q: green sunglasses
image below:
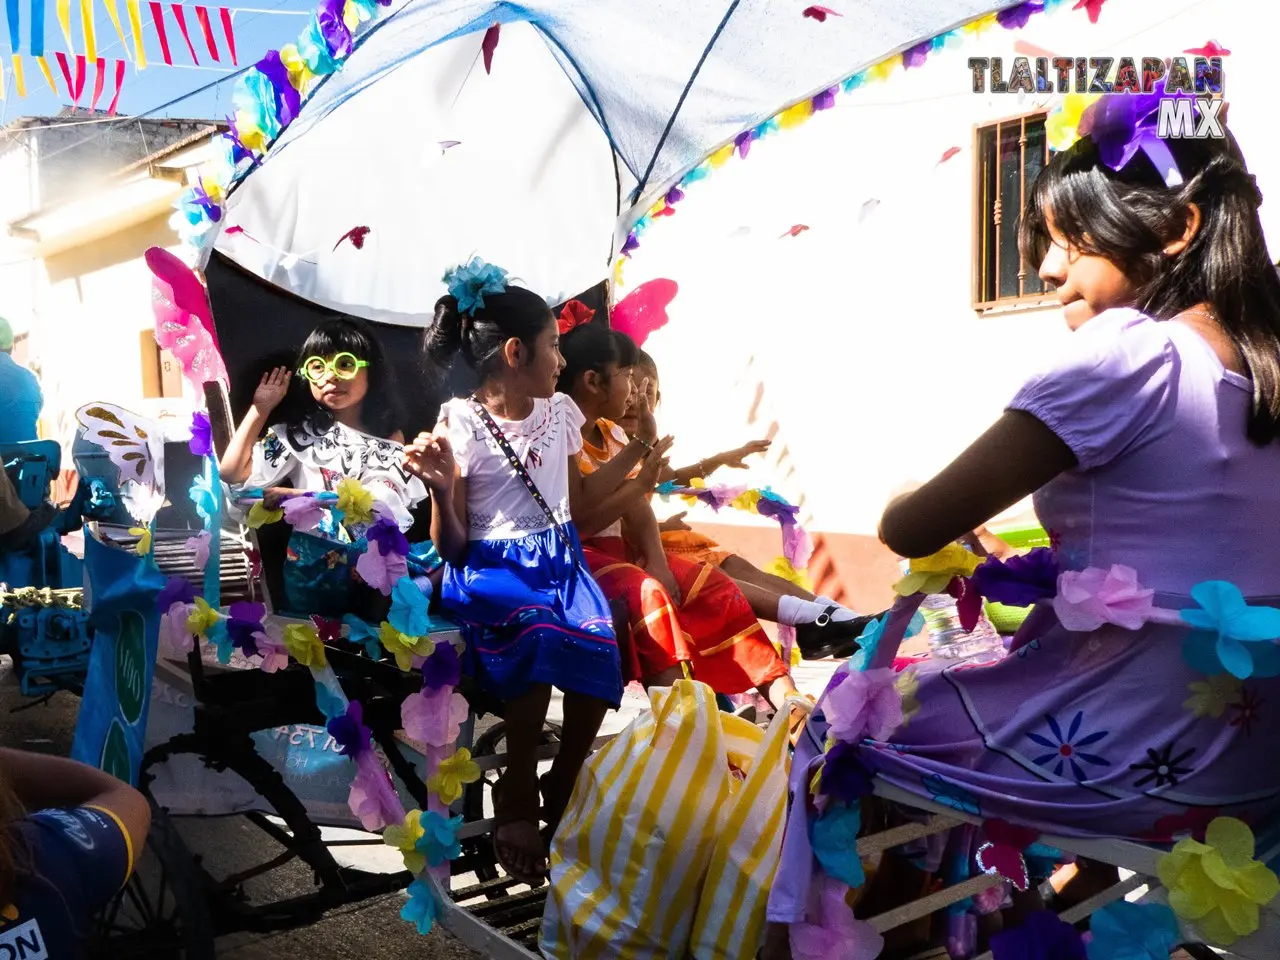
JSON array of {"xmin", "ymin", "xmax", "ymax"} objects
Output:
[{"xmin": 299, "ymin": 352, "xmax": 369, "ymax": 384}]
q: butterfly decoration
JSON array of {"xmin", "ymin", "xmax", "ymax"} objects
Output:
[
  {"xmin": 481, "ymin": 22, "xmax": 500, "ymax": 73},
  {"xmin": 937, "ymin": 146, "xmax": 961, "ymax": 165},
  {"xmin": 780, "ymin": 223, "xmax": 810, "ymax": 238},
  {"xmin": 975, "ymin": 819, "xmax": 1039, "ymax": 891},
  {"xmin": 802, "ymin": 5, "xmax": 840, "ymax": 21},
  {"xmin": 610, "ymin": 278, "xmax": 678, "ymax": 348},
  {"xmin": 76, "ymin": 402, "xmax": 167, "ymax": 524},
  {"xmin": 1071, "ymin": 0, "xmax": 1107, "ymax": 24},
  {"xmin": 1184, "ymin": 40, "xmax": 1231, "ymax": 56},
  {"xmin": 333, "ymin": 226, "xmax": 371, "ymax": 251},
  {"xmin": 145, "ymin": 246, "xmax": 229, "ymax": 390},
  {"xmin": 311, "ymin": 615, "xmax": 344, "ymax": 644}
]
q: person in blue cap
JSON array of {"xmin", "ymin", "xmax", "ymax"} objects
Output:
[{"xmin": 0, "ymin": 317, "xmax": 54, "ymax": 548}]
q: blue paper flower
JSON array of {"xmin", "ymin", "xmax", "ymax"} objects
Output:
[
  {"xmin": 342, "ymin": 614, "xmax": 383, "ymax": 660},
  {"xmin": 990, "ymin": 909, "xmax": 1084, "ymax": 958},
  {"xmin": 189, "ymin": 472, "xmax": 220, "ymax": 528},
  {"xmin": 1180, "ymin": 581, "xmax": 1280, "ymax": 680},
  {"xmin": 207, "ymin": 619, "xmax": 233, "ymax": 665},
  {"xmin": 416, "ymin": 810, "xmax": 463, "ymax": 867},
  {"xmin": 442, "ymin": 257, "xmax": 509, "ymax": 316},
  {"xmin": 400, "ymin": 878, "xmax": 439, "ymax": 935},
  {"xmin": 810, "ymin": 801, "xmax": 865, "ymax": 888},
  {"xmin": 231, "ymin": 68, "xmax": 283, "ymax": 146},
  {"xmin": 390, "ymin": 577, "xmax": 433, "ymax": 637},
  {"xmin": 1085, "ymin": 900, "xmax": 1180, "ymax": 960},
  {"xmin": 655, "ymin": 480, "xmax": 681, "ymax": 498},
  {"xmin": 848, "ymin": 613, "xmax": 887, "ymax": 672},
  {"xmin": 314, "ymin": 681, "xmax": 347, "ymax": 720},
  {"xmin": 298, "ymin": 13, "xmax": 342, "ymax": 75}
]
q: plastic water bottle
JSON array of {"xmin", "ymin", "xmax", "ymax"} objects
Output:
[{"xmin": 919, "ymin": 593, "xmax": 1005, "ymax": 662}]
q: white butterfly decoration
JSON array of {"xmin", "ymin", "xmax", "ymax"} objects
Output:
[{"xmin": 75, "ymin": 402, "xmax": 167, "ymax": 524}]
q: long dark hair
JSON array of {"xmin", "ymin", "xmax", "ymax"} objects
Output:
[
  {"xmin": 1020, "ymin": 120, "xmax": 1280, "ymax": 444},
  {"xmin": 422, "ymin": 286, "xmax": 554, "ymax": 391},
  {"xmin": 276, "ymin": 316, "xmax": 404, "ymax": 439},
  {"xmin": 556, "ymin": 322, "xmax": 620, "ymax": 395}
]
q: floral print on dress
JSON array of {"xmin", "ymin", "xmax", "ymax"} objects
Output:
[
  {"xmin": 923, "ymin": 774, "xmax": 981, "ymax": 816},
  {"xmin": 1130, "ymin": 742, "xmax": 1196, "ymax": 789},
  {"xmin": 1183, "ymin": 674, "xmax": 1244, "ymax": 719},
  {"xmin": 1027, "ymin": 711, "xmax": 1111, "ymax": 780},
  {"xmin": 1230, "ymin": 687, "xmax": 1264, "ymax": 737}
]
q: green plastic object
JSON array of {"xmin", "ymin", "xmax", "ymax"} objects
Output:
[
  {"xmin": 984, "ymin": 600, "xmax": 1032, "ymax": 635},
  {"xmin": 990, "ymin": 524, "xmax": 1051, "ymax": 550}
]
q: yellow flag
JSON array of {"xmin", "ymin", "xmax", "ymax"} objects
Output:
[
  {"xmin": 125, "ymin": 0, "xmax": 146, "ymax": 68},
  {"xmin": 102, "ymin": 0, "xmax": 127, "ymax": 49},
  {"xmin": 36, "ymin": 56, "xmax": 59, "ymax": 94},
  {"xmin": 11, "ymin": 55, "xmax": 25, "ymax": 98},
  {"xmin": 56, "ymin": 0, "xmax": 74, "ymax": 51},
  {"xmin": 80, "ymin": 0, "xmax": 97, "ymax": 62}
]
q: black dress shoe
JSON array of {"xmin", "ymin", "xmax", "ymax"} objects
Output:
[{"xmin": 794, "ymin": 607, "xmax": 876, "ymax": 660}]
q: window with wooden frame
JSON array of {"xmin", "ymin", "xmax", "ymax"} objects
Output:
[
  {"xmin": 973, "ymin": 111, "xmax": 1056, "ymax": 310},
  {"xmin": 140, "ymin": 330, "xmax": 184, "ymax": 399}
]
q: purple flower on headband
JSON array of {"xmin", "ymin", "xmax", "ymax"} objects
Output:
[
  {"xmin": 420, "ymin": 641, "xmax": 462, "ymax": 691},
  {"xmin": 1079, "ymin": 91, "xmax": 1195, "ymax": 186},
  {"xmin": 189, "ymin": 412, "xmax": 213, "ymax": 458},
  {"xmin": 820, "ymin": 740, "xmax": 875, "ymax": 803},
  {"xmin": 328, "ymin": 700, "xmax": 372, "ymax": 758},
  {"xmin": 971, "ymin": 548, "xmax": 1060, "ymax": 609},
  {"xmin": 158, "ymin": 576, "xmax": 198, "ymax": 611},
  {"xmin": 366, "ymin": 516, "xmax": 409, "ymax": 558}
]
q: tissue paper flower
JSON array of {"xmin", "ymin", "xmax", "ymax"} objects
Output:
[
  {"xmin": 972, "ymin": 548, "xmax": 1059, "ymax": 608},
  {"xmin": 893, "ymin": 544, "xmax": 982, "ymax": 596},
  {"xmin": 1180, "ymin": 580, "xmax": 1280, "ymax": 680},
  {"xmin": 1053, "ymin": 565, "xmax": 1154, "ymax": 631},
  {"xmin": 789, "ymin": 875, "xmax": 883, "ymax": 960},
  {"xmin": 356, "ymin": 540, "xmax": 408, "ymax": 595},
  {"xmin": 366, "ymin": 516, "xmax": 409, "ymax": 558},
  {"xmin": 1045, "ymin": 93, "xmax": 1101, "ymax": 152},
  {"xmin": 384, "ymin": 809, "xmax": 427, "ymax": 874},
  {"xmin": 1086, "ymin": 900, "xmax": 1180, "ymax": 960},
  {"xmin": 158, "ymin": 576, "xmax": 198, "ymax": 611},
  {"xmin": 417, "ymin": 810, "xmax": 463, "ymax": 867},
  {"xmin": 281, "ymin": 494, "xmax": 327, "ymax": 532},
  {"xmin": 824, "ymin": 667, "xmax": 903, "ymax": 742},
  {"xmin": 988, "ymin": 909, "xmax": 1084, "ymax": 958},
  {"xmin": 400, "ymin": 878, "xmax": 438, "ymax": 936},
  {"xmin": 420, "ymin": 641, "xmax": 461, "ymax": 690},
  {"xmin": 314, "ymin": 681, "xmax": 347, "ymax": 720},
  {"xmin": 348, "ymin": 751, "xmax": 405, "ymax": 831},
  {"xmin": 389, "ymin": 577, "xmax": 433, "ymax": 637},
  {"xmin": 343, "ymin": 614, "xmax": 383, "ymax": 659},
  {"xmin": 335, "ymin": 477, "xmax": 374, "ymax": 526},
  {"xmin": 227, "ymin": 601, "xmax": 267, "ymax": 657},
  {"xmin": 443, "ymin": 257, "xmax": 509, "ymax": 316},
  {"xmin": 129, "ymin": 527, "xmax": 153, "ymax": 556},
  {"xmin": 1156, "ymin": 816, "xmax": 1280, "ymax": 945},
  {"xmin": 186, "ymin": 530, "xmax": 212, "ymax": 571},
  {"xmin": 188, "ymin": 411, "xmax": 213, "ymax": 457},
  {"xmin": 817, "ymin": 739, "xmax": 875, "ymax": 803},
  {"xmin": 186, "ymin": 596, "xmax": 222, "ymax": 638},
  {"xmin": 255, "ymin": 633, "xmax": 289, "ymax": 673},
  {"xmin": 401, "ymin": 688, "xmax": 468, "ymax": 748},
  {"xmin": 811, "ymin": 801, "xmax": 865, "ymax": 887},
  {"xmin": 379, "ymin": 621, "xmax": 435, "ymax": 672},
  {"xmin": 426, "ymin": 748, "xmax": 481, "ymax": 805},
  {"xmin": 975, "ymin": 819, "xmax": 1040, "ymax": 892},
  {"xmin": 161, "ymin": 601, "xmax": 197, "ymax": 655},
  {"xmin": 283, "ymin": 622, "xmax": 327, "ymax": 668},
  {"xmin": 327, "ymin": 699, "xmax": 372, "ymax": 758},
  {"xmin": 246, "ymin": 501, "xmax": 284, "ymax": 529},
  {"xmin": 190, "ymin": 471, "xmax": 219, "ymax": 527}
]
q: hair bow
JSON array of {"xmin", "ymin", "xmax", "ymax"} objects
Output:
[
  {"xmin": 557, "ymin": 299, "xmax": 595, "ymax": 334},
  {"xmin": 442, "ymin": 257, "xmax": 509, "ymax": 316}
]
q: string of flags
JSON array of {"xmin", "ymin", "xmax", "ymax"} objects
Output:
[{"xmin": 1, "ymin": 0, "xmax": 252, "ymax": 105}]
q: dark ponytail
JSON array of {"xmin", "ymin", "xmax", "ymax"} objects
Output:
[
  {"xmin": 421, "ymin": 286, "xmax": 554, "ymax": 391},
  {"xmin": 1021, "ymin": 122, "xmax": 1280, "ymax": 444}
]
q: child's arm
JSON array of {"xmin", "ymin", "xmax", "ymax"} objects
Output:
[
  {"xmin": 570, "ymin": 448, "xmax": 668, "ymax": 538},
  {"xmin": 879, "ymin": 410, "xmax": 1075, "ymax": 559},
  {"xmin": 665, "ymin": 438, "xmax": 772, "ymax": 485},
  {"xmin": 580, "ymin": 435, "xmax": 672, "ymax": 501},
  {"xmin": 624, "ymin": 498, "xmax": 681, "ymax": 605},
  {"xmin": 219, "ymin": 367, "xmax": 292, "ymax": 484},
  {"xmin": 404, "ymin": 430, "xmax": 469, "ymax": 566}
]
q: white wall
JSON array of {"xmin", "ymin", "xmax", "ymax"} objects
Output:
[{"xmin": 622, "ymin": 0, "xmax": 1279, "ymax": 539}]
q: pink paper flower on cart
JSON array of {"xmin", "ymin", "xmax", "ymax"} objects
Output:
[
  {"xmin": 255, "ymin": 632, "xmax": 289, "ymax": 673},
  {"xmin": 281, "ymin": 494, "xmax": 327, "ymax": 532},
  {"xmin": 1053, "ymin": 565, "xmax": 1154, "ymax": 631},
  {"xmin": 186, "ymin": 530, "xmax": 212, "ymax": 571},
  {"xmin": 789, "ymin": 875, "xmax": 883, "ymax": 960},
  {"xmin": 160, "ymin": 601, "xmax": 197, "ymax": 655},
  {"xmin": 401, "ymin": 688, "xmax": 468, "ymax": 748},
  {"xmin": 356, "ymin": 539, "xmax": 408, "ymax": 595},
  {"xmin": 824, "ymin": 667, "xmax": 903, "ymax": 743}
]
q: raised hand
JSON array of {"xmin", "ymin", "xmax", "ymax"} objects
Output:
[
  {"xmin": 659, "ymin": 511, "xmax": 691, "ymax": 533},
  {"xmin": 719, "ymin": 438, "xmax": 771, "ymax": 470},
  {"xmin": 404, "ymin": 430, "xmax": 457, "ymax": 496},
  {"xmin": 636, "ymin": 450, "xmax": 671, "ymax": 490},
  {"xmin": 252, "ymin": 367, "xmax": 292, "ymax": 414},
  {"xmin": 634, "ymin": 378, "xmax": 659, "ymax": 444}
]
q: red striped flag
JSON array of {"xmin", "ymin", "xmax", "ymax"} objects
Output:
[
  {"xmin": 107, "ymin": 58, "xmax": 124, "ymax": 114},
  {"xmin": 148, "ymin": 1, "xmax": 172, "ymax": 64},
  {"xmin": 170, "ymin": 3, "xmax": 199, "ymax": 64},
  {"xmin": 218, "ymin": 6, "xmax": 235, "ymax": 64},
  {"xmin": 194, "ymin": 5, "xmax": 219, "ymax": 61}
]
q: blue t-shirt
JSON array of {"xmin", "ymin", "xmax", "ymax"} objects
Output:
[
  {"xmin": 2, "ymin": 806, "xmax": 133, "ymax": 958},
  {"xmin": 0, "ymin": 353, "xmax": 41, "ymax": 443}
]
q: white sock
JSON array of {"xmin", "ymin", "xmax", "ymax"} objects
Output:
[
  {"xmin": 777, "ymin": 595, "xmax": 834, "ymax": 625},
  {"xmin": 816, "ymin": 596, "xmax": 860, "ymax": 622}
]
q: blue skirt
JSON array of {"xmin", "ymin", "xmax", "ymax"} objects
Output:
[{"xmin": 441, "ymin": 524, "xmax": 622, "ymax": 708}]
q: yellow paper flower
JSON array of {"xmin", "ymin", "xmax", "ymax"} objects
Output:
[
  {"xmin": 379, "ymin": 622, "xmax": 435, "ymax": 672},
  {"xmin": 427, "ymin": 748, "xmax": 481, "ymax": 805},
  {"xmin": 960, "ymin": 12, "xmax": 998, "ymax": 35},
  {"xmin": 1045, "ymin": 93, "xmax": 1101, "ymax": 153},
  {"xmin": 731, "ymin": 489, "xmax": 762, "ymax": 512},
  {"xmin": 233, "ymin": 110, "xmax": 268, "ymax": 153},
  {"xmin": 283, "ymin": 622, "xmax": 327, "ymax": 668},
  {"xmin": 336, "ymin": 477, "xmax": 375, "ymax": 526},
  {"xmin": 764, "ymin": 556, "xmax": 813, "ymax": 593},
  {"xmin": 1184, "ymin": 674, "xmax": 1244, "ymax": 719},
  {"xmin": 185, "ymin": 597, "xmax": 221, "ymax": 637},
  {"xmin": 612, "ymin": 257, "xmax": 626, "ymax": 289},
  {"xmin": 776, "ymin": 100, "xmax": 813, "ymax": 129},
  {"xmin": 246, "ymin": 502, "xmax": 284, "ymax": 529},
  {"xmin": 128, "ymin": 527, "xmax": 152, "ymax": 556},
  {"xmin": 867, "ymin": 58, "xmax": 898, "ymax": 83},
  {"xmin": 895, "ymin": 668, "xmax": 920, "ymax": 727},
  {"xmin": 279, "ymin": 43, "xmax": 315, "ymax": 94},
  {"xmin": 892, "ymin": 544, "xmax": 982, "ymax": 596},
  {"xmin": 708, "ymin": 144, "xmax": 735, "ymax": 168},
  {"xmin": 1157, "ymin": 817, "xmax": 1280, "ymax": 945},
  {"xmin": 383, "ymin": 809, "xmax": 426, "ymax": 874}
]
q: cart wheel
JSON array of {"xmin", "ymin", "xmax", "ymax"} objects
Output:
[
  {"xmin": 462, "ymin": 720, "xmax": 562, "ymax": 897},
  {"xmin": 92, "ymin": 795, "xmax": 214, "ymax": 959}
]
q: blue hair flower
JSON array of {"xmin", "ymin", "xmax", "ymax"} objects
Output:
[{"xmin": 443, "ymin": 257, "xmax": 509, "ymax": 316}]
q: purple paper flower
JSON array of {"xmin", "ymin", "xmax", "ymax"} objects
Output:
[
  {"xmin": 366, "ymin": 517, "xmax": 409, "ymax": 558},
  {"xmin": 158, "ymin": 576, "xmax": 198, "ymax": 611},
  {"xmin": 819, "ymin": 740, "xmax": 875, "ymax": 803},
  {"xmin": 665, "ymin": 186, "xmax": 685, "ymax": 205},
  {"xmin": 972, "ymin": 548, "xmax": 1059, "ymax": 608},
  {"xmin": 1078, "ymin": 90, "xmax": 1196, "ymax": 185},
  {"xmin": 902, "ymin": 40, "xmax": 932, "ymax": 69},
  {"xmin": 227, "ymin": 601, "xmax": 266, "ymax": 657},
  {"xmin": 756, "ymin": 497, "xmax": 800, "ymax": 525},
  {"xmin": 988, "ymin": 909, "xmax": 1084, "ymax": 959},
  {"xmin": 420, "ymin": 641, "xmax": 461, "ymax": 691},
  {"xmin": 621, "ymin": 233, "xmax": 640, "ymax": 256},
  {"xmin": 254, "ymin": 50, "xmax": 302, "ymax": 128},
  {"xmin": 996, "ymin": 0, "xmax": 1043, "ymax": 30},
  {"xmin": 328, "ymin": 700, "xmax": 372, "ymax": 758},
  {"xmin": 188, "ymin": 412, "xmax": 213, "ymax": 458},
  {"xmin": 316, "ymin": 0, "xmax": 353, "ymax": 59},
  {"xmin": 735, "ymin": 129, "xmax": 755, "ymax": 158},
  {"xmin": 812, "ymin": 87, "xmax": 837, "ymax": 110}
]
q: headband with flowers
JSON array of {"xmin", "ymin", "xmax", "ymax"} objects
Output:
[
  {"xmin": 442, "ymin": 257, "xmax": 509, "ymax": 316},
  {"xmin": 557, "ymin": 299, "xmax": 595, "ymax": 334},
  {"xmin": 1045, "ymin": 91, "xmax": 1216, "ymax": 188}
]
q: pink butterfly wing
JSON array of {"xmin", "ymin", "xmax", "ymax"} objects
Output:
[
  {"xmin": 975, "ymin": 842, "xmax": 1030, "ymax": 891},
  {"xmin": 610, "ymin": 278, "xmax": 678, "ymax": 348}
]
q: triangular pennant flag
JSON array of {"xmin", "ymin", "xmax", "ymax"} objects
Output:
[
  {"xmin": 106, "ymin": 57, "xmax": 124, "ymax": 113},
  {"xmin": 55, "ymin": 0, "xmax": 72, "ymax": 49},
  {"xmin": 148, "ymin": 1, "xmax": 170, "ymax": 64},
  {"xmin": 79, "ymin": 0, "xmax": 94, "ymax": 61},
  {"xmin": 4, "ymin": 0, "xmax": 20, "ymax": 56},
  {"xmin": 73, "ymin": 52, "xmax": 85, "ymax": 100},
  {"xmin": 36, "ymin": 55, "xmax": 58, "ymax": 93},
  {"xmin": 101, "ymin": 0, "xmax": 126, "ymax": 50},
  {"xmin": 218, "ymin": 6, "xmax": 234, "ymax": 64},
  {"xmin": 125, "ymin": 0, "xmax": 144, "ymax": 66},
  {"xmin": 54, "ymin": 49, "xmax": 74, "ymax": 98},
  {"xmin": 31, "ymin": 0, "xmax": 46, "ymax": 56},
  {"xmin": 169, "ymin": 3, "xmax": 197, "ymax": 64},
  {"xmin": 90, "ymin": 55, "xmax": 105, "ymax": 109},
  {"xmin": 193, "ymin": 5, "xmax": 217, "ymax": 60},
  {"xmin": 11, "ymin": 53, "xmax": 25, "ymax": 96}
]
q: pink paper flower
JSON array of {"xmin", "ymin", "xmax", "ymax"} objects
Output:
[
  {"xmin": 790, "ymin": 875, "xmax": 884, "ymax": 960},
  {"xmin": 160, "ymin": 601, "xmax": 196, "ymax": 655},
  {"xmin": 355, "ymin": 540, "xmax": 408, "ymax": 595},
  {"xmin": 348, "ymin": 751, "xmax": 405, "ymax": 831},
  {"xmin": 282, "ymin": 494, "xmax": 327, "ymax": 532},
  {"xmin": 1053, "ymin": 565, "xmax": 1154, "ymax": 631},
  {"xmin": 186, "ymin": 530, "xmax": 212, "ymax": 572},
  {"xmin": 401, "ymin": 689, "xmax": 468, "ymax": 748},
  {"xmin": 255, "ymin": 632, "xmax": 289, "ymax": 673},
  {"xmin": 824, "ymin": 667, "xmax": 903, "ymax": 742}
]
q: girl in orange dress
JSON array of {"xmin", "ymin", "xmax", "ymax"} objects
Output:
[{"xmin": 556, "ymin": 312, "xmax": 798, "ymax": 708}]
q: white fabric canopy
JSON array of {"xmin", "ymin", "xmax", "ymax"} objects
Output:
[{"xmin": 212, "ymin": 0, "xmax": 1021, "ymax": 325}]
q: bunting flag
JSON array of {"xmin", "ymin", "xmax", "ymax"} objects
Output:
[
  {"xmin": 107, "ymin": 56, "xmax": 124, "ymax": 113},
  {"xmin": 102, "ymin": 0, "xmax": 127, "ymax": 50},
  {"xmin": 78, "ymin": 0, "xmax": 93, "ymax": 60},
  {"xmin": 73, "ymin": 51, "xmax": 85, "ymax": 99},
  {"xmin": 55, "ymin": 0, "xmax": 71, "ymax": 49},
  {"xmin": 148, "ymin": 1, "xmax": 170, "ymax": 63},
  {"xmin": 193, "ymin": 4, "xmax": 218, "ymax": 60},
  {"xmin": 126, "ymin": 0, "xmax": 144, "ymax": 67},
  {"xmin": 36, "ymin": 55, "xmax": 57, "ymax": 92},
  {"xmin": 30, "ymin": 0, "xmax": 45, "ymax": 55},
  {"xmin": 11, "ymin": 53, "xmax": 25, "ymax": 96},
  {"xmin": 169, "ymin": 3, "xmax": 198, "ymax": 64},
  {"xmin": 4, "ymin": 0, "xmax": 17, "ymax": 55},
  {"xmin": 218, "ymin": 5, "xmax": 234, "ymax": 64},
  {"xmin": 54, "ymin": 49, "xmax": 74, "ymax": 100},
  {"xmin": 90, "ymin": 54, "xmax": 104, "ymax": 108}
]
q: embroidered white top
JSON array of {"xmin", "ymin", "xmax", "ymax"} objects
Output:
[{"xmin": 438, "ymin": 393, "xmax": 586, "ymax": 541}]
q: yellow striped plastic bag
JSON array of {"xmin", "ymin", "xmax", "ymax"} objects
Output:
[
  {"xmin": 539, "ymin": 679, "xmax": 750, "ymax": 959},
  {"xmin": 689, "ymin": 696, "xmax": 803, "ymax": 959}
]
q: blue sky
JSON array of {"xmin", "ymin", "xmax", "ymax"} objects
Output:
[{"xmin": 1, "ymin": 0, "xmax": 317, "ymax": 122}]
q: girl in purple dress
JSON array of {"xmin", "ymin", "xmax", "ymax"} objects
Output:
[{"xmin": 791, "ymin": 100, "xmax": 1280, "ymax": 953}]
